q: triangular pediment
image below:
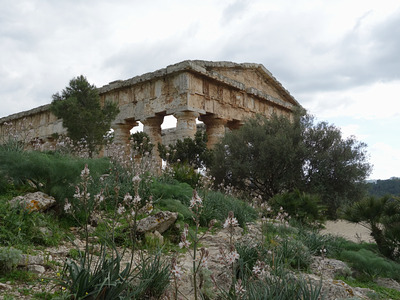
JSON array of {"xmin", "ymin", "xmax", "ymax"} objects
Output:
[{"xmin": 188, "ymin": 60, "xmax": 299, "ymax": 107}]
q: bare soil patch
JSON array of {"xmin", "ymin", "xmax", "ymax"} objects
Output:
[{"xmin": 321, "ymin": 220, "xmax": 374, "ymax": 243}]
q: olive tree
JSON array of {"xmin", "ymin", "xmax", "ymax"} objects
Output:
[{"xmin": 209, "ymin": 111, "xmax": 371, "ymax": 217}]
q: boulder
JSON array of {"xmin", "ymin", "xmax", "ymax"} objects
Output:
[
  {"xmin": 375, "ymin": 277, "xmax": 400, "ymax": 292},
  {"xmin": 0, "ymin": 282, "xmax": 11, "ymax": 290},
  {"xmin": 28, "ymin": 264, "xmax": 46, "ymax": 274},
  {"xmin": 9, "ymin": 192, "xmax": 56, "ymax": 212},
  {"xmin": 136, "ymin": 211, "xmax": 178, "ymax": 234},
  {"xmin": 310, "ymin": 256, "xmax": 352, "ymax": 279},
  {"xmin": 305, "ymin": 274, "xmax": 373, "ymax": 299},
  {"xmin": 19, "ymin": 253, "xmax": 52, "ymax": 266}
]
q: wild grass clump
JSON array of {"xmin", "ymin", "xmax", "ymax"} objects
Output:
[
  {"xmin": 0, "ymin": 199, "xmax": 65, "ymax": 248},
  {"xmin": 244, "ymin": 272, "xmax": 322, "ymax": 300},
  {"xmin": 200, "ymin": 190, "xmax": 257, "ymax": 227},
  {"xmin": 297, "ymin": 227, "xmax": 343, "ymax": 257},
  {"xmin": 156, "ymin": 198, "xmax": 193, "ymax": 221},
  {"xmin": 0, "ymin": 149, "xmax": 111, "ymax": 207},
  {"xmin": 151, "ymin": 179, "xmax": 193, "ymax": 206},
  {"xmin": 340, "ymin": 249, "xmax": 400, "ymax": 281}
]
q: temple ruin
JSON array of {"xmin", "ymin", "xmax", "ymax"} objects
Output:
[{"xmin": 0, "ymin": 60, "xmax": 301, "ymax": 158}]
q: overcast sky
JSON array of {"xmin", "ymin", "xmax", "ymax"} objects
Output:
[{"xmin": 1, "ymin": 0, "xmax": 399, "ymax": 180}]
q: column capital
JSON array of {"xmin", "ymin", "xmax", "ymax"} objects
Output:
[
  {"xmin": 141, "ymin": 115, "xmax": 164, "ymax": 127},
  {"xmin": 199, "ymin": 114, "xmax": 228, "ymax": 126},
  {"xmin": 199, "ymin": 114, "xmax": 228, "ymax": 148},
  {"xmin": 173, "ymin": 110, "xmax": 200, "ymax": 119}
]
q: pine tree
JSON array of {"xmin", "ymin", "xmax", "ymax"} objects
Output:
[{"xmin": 51, "ymin": 75, "xmax": 119, "ymax": 157}]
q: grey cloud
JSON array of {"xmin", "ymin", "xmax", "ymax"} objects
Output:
[
  {"xmin": 217, "ymin": 7, "xmax": 400, "ymax": 100},
  {"xmin": 221, "ymin": 0, "xmax": 250, "ymax": 25}
]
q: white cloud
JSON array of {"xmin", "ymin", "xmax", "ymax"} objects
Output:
[
  {"xmin": 369, "ymin": 142, "xmax": 400, "ymax": 179},
  {"xmin": 303, "ymin": 80, "xmax": 400, "ymax": 120},
  {"xmin": 1, "ymin": 0, "xmax": 400, "ymax": 180}
]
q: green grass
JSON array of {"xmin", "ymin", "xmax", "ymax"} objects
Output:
[
  {"xmin": 339, "ymin": 249, "xmax": 400, "ymax": 280},
  {"xmin": 336, "ymin": 276, "xmax": 400, "ymax": 300},
  {"xmin": 200, "ymin": 190, "xmax": 257, "ymax": 227},
  {"xmin": 0, "ymin": 269, "xmax": 38, "ymax": 284}
]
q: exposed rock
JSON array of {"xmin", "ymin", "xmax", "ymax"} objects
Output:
[
  {"xmin": 0, "ymin": 282, "xmax": 11, "ymax": 290},
  {"xmin": 375, "ymin": 277, "xmax": 400, "ymax": 292},
  {"xmin": 305, "ymin": 274, "xmax": 373, "ymax": 299},
  {"xmin": 39, "ymin": 227, "xmax": 53, "ymax": 237},
  {"xmin": 310, "ymin": 256, "xmax": 352, "ymax": 279},
  {"xmin": 19, "ymin": 254, "xmax": 45, "ymax": 266},
  {"xmin": 9, "ymin": 192, "xmax": 56, "ymax": 212},
  {"xmin": 27, "ymin": 264, "xmax": 46, "ymax": 274},
  {"xmin": 136, "ymin": 211, "xmax": 178, "ymax": 234},
  {"xmin": 145, "ymin": 230, "xmax": 164, "ymax": 245}
]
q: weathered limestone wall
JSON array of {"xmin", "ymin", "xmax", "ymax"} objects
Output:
[
  {"xmin": 0, "ymin": 104, "xmax": 66, "ymax": 149},
  {"xmin": 162, "ymin": 124, "xmax": 206, "ymax": 146},
  {"xmin": 0, "ymin": 60, "xmax": 301, "ymax": 157}
]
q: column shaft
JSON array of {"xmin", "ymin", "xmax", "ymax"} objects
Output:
[
  {"xmin": 199, "ymin": 115, "xmax": 227, "ymax": 148},
  {"xmin": 174, "ymin": 111, "xmax": 199, "ymax": 140},
  {"xmin": 142, "ymin": 115, "xmax": 164, "ymax": 170}
]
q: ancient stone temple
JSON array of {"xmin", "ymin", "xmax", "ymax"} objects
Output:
[{"xmin": 0, "ymin": 60, "xmax": 301, "ymax": 156}]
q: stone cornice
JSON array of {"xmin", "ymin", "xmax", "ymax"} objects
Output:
[
  {"xmin": 0, "ymin": 60, "xmax": 300, "ymax": 124},
  {"xmin": 0, "ymin": 104, "xmax": 51, "ymax": 125},
  {"xmin": 98, "ymin": 60, "xmax": 301, "ymax": 108}
]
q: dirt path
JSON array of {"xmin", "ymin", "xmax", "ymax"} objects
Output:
[{"xmin": 321, "ymin": 220, "xmax": 374, "ymax": 243}]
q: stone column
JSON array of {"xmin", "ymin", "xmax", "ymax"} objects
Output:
[
  {"xmin": 112, "ymin": 123, "xmax": 136, "ymax": 148},
  {"xmin": 199, "ymin": 114, "xmax": 228, "ymax": 148},
  {"xmin": 142, "ymin": 115, "xmax": 164, "ymax": 170},
  {"xmin": 174, "ymin": 111, "xmax": 199, "ymax": 140}
]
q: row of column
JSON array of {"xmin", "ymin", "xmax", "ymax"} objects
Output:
[{"xmin": 112, "ymin": 111, "xmax": 243, "ymax": 165}]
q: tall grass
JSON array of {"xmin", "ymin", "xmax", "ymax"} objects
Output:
[
  {"xmin": 200, "ymin": 190, "xmax": 257, "ymax": 227},
  {"xmin": 0, "ymin": 149, "xmax": 111, "ymax": 206}
]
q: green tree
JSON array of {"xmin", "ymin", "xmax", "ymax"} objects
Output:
[
  {"xmin": 210, "ymin": 113, "xmax": 306, "ymax": 200},
  {"xmin": 301, "ymin": 118, "xmax": 371, "ymax": 216},
  {"xmin": 51, "ymin": 75, "xmax": 119, "ymax": 157},
  {"xmin": 368, "ymin": 178, "xmax": 400, "ymax": 197},
  {"xmin": 210, "ymin": 111, "xmax": 371, "ymax": 217}
]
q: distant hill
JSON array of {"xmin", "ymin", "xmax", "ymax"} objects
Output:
[{"xmin": 367, "ymin": 177, "xmax": 400, "ymax": 197}]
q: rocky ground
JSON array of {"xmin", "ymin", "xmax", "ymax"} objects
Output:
[{"xmin": 1, "ymin": 220, "xmax": 400, "ymax": 299}]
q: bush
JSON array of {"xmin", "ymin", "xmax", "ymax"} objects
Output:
[
  {"xmin": 170, "ymin": 163, "xmax": 201, "ymax": 188},
  {"xmin": 245, "ymin": 277, "xmax": 322, "ymax": 300},
  {"xmin": 209, "ymin": 113, "xmax": 371, "ymax": 218},
  {"xmin": 269, "ymin": 190, "xmax": 326, "ymax": 226},
  {"xmin": 235, "ymin": 243, "xmax": 262, "ymax": 280},
  {"xmin": 158, "ymin": 131, "xmax": 212, "ymax": 169},
  {"xmin": 0, "ymin": 247, "xmax": 22, "ymax": 273},
  {"xmin": 59, "ymin": 243, "xmax": 136, "ymax": 299}
]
